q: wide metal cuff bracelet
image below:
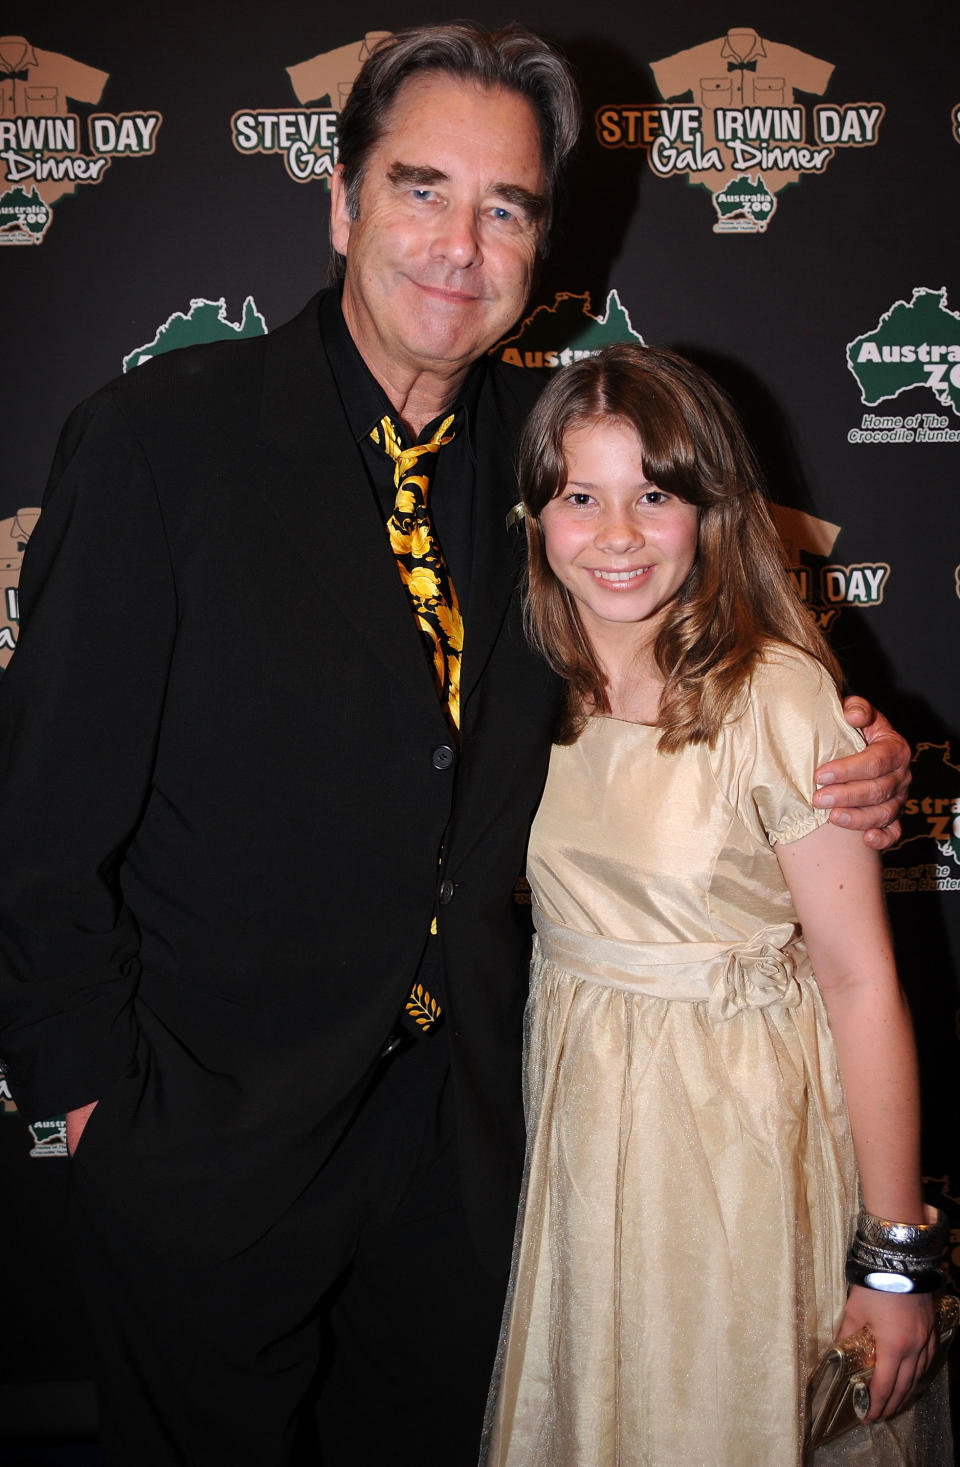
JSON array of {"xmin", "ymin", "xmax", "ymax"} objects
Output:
[
  {"xmin": 850, "ymin": 1235, "xmax": 943, "ymax": 1275},
  {"xmin": 855, "ymin": 1205, "xmax": 947, "ymax": 1255},
  {"xmin": 846, "ymin": 1258, "xmax": 945, "ymax": 1294}
]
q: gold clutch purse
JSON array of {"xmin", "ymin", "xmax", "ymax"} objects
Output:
[{"xmin": 807, "ymin": 1293, "xmax": 959, "ymax": 1450}]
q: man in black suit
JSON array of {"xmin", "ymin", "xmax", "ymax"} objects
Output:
[{"xmin": 0, "ymin": 24, "xmax": 909, "ymax": 1467}]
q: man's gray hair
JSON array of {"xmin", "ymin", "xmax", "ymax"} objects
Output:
[{"xmin": 330, "ymin": 22, "xmax": 580, "ymax": 279}]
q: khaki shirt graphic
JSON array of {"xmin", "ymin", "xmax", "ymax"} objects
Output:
[
  {"xmin": 770, "ymin": 504, "xmax": 840, "ymax": 563},
  {"xmin": 651, "ymin": 29, "xmax": 834, "ymax": 192},
  {"xmin": 0, "ymin": 507, "xmax": 40, "ymax": 670},
  {"xmin": 286, "ymin": 32, "xmax": 392, "ymax": 109},
  {"xmin": 0, "ymin": 35, "xmax": 109, "ymax": 206},
  {"xmin": 0, "ymin": 36, "xmax": 107, "ymax": 117}
]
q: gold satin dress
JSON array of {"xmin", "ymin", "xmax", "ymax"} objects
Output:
[{"xmin": 483, "ymin": 647, "xmax": 951, "ymax": 1467}]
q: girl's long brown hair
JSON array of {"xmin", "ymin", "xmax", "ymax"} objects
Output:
[{"xmin": 519, "ymin": 344, "xmax": 842, "ymax": 749}]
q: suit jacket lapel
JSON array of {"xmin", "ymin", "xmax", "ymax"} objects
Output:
[{"xmin": 254, "ymin": 293, "xmax": 450, "ymax": 722}]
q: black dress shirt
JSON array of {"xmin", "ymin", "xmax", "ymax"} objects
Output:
[
  {"xmin": 319, "ymin": 290, "xmax": 482, "ymax": 609},
  {"xmin": 319, "ymin": 292, "xmax": 488, "ymax": 1026}
]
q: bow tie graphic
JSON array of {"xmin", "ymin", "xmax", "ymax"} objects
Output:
[
  {"xmin": 727, "ymin": 59, "xmax": 758, "ymax": 72},
  {"xmin": 1, "ymin": 68, "xmax": 29, "ymax": 82}
]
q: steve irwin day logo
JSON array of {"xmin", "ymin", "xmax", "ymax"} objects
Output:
[
  {"xmin": 231, "ymin": 31, "xmax": 392, "ymax": 185},
  {"xmin": 597, "ymin": 27, "xmax": 883, "ymax": 233},
  {"xmin": 0, "ymin": 507, "xmax": 40, "ymax": 669},
  {"xmin": 0, "ymin": 34, "xmax": 161, "ymax": 244},
  {"xmin": 770, "ymin": 505, "xmax": 889, "ymax": 633}
]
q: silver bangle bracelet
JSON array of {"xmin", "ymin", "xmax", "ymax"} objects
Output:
[
  {"xmin": 849, "ymin": 1236, "xmax": 942, "ymax": 1275},
  {"xmin": 855, "ymin": 1205, "xmax": 947, "ymax": 1257}
]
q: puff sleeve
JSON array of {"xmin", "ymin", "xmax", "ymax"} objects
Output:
[{"xmin": 716, "ymin": 645, "xmax": 865, "ymax": 850}]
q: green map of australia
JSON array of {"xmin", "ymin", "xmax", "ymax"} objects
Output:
[
  {"xmin": 847, "ymin": 287, "xmax": 960, "ymax": 417},
  {"xmin": 492, "ymin": 289, "xmax": 643, "ymax": 368},
  {"xmin": 714, "ymin": 175, "xmax": 776, "ymax": 228},
  {"xmin": 0, "ymin": 186, "xmax": 52, "ymax": 242},
  {"xmin": 123, "ymin": 296, "xmax": 267, "ymax": 371}
]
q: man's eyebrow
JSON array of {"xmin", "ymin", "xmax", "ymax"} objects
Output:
[
  {"xmin": 387, "ymin": 162, "xmax": 448, "ymax": 188},
  {"xmin": 492, "ymin": 183, "xmax": 547, "ymax": 223}
]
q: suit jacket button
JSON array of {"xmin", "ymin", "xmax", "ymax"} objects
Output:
[
  {"xmin": 432, "ymin": 745, "xmax": 456, "ymax": 771},
  {"xmin": 438, "ymin": 878, "xmax": 456, "ymax": 904}
]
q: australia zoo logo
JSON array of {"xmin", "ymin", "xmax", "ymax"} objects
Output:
[
  {"xmin": 885, "ymin": 743, "xmax": 960, "ymax": 895},
  {"xmin": 596, "ymin": 27, "xmax": 882, "ymax": 234},
  {"xmin": 847, "ymin": 288, "xmax": 960, "ymax": 442},
  {"xmin": 231, "ymin": 31, "xmax": 391, "ymax": 185},
  {"xmin": 0, "ymin": 1061, "xmax": 67, "ymax": 1153},
  {"xmin": 122, "ymin": 296, "xmax": 267, "ymax": 371},
  {"xmin": 0, "ymin": 35, "xmax": 161, "ymax": 245},
  {"xmin": 491, "ymin": 289, "xmax": 643, "ymax": 368}
]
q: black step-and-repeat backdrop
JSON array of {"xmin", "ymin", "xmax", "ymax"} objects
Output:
[{"xmin": 2, "ymin": 0, "xmax": 959, "ymax": 1411}]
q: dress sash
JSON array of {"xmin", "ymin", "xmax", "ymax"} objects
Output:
[{"xmin": 532, "ymin": 907, "xmax": 804, "ymax": 1023}]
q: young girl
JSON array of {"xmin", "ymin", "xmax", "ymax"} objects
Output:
[{"xmin": 482, "ymin": 346, "xmax": 950, "ymax": 1465}]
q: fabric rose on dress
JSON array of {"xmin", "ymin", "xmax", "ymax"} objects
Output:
[{"xmin": 707, "ymin": 937, "xmax": 800, "ymax": 1023}]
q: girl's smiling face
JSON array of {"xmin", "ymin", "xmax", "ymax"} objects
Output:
[{"xmin": 539, "ymin": 416, "xmax": 700, "ymax": 651}]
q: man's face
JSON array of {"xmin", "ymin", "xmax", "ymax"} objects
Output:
[{"xmin": 332, "ymin": 73, "xmax": 548, "ymax": 390}]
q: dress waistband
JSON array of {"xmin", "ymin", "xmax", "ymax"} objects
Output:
[{"xmin": 532, "ymin": 907, "xmax": 804, "ymax": 1022}]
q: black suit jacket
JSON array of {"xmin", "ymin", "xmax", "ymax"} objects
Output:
[{"xmin": 0, "ymin": 292, "xmax": 560, "ymax": 1271}]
